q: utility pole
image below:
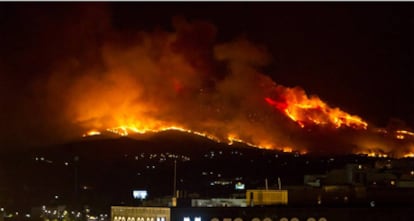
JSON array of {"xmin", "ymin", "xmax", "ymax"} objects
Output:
[
  {"xmin": 173, "ymin": 160, "xmax": 177, "ymax": 196},
  {"xmin": 74, "ymin": 156, "xmax": 79, "ymax": 211},
  {"xmin": 172, "ymin": 160, "xmax": 177, "ymax": 207}
]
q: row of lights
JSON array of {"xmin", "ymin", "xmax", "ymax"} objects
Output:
[
  {"xmin": 132, "ymin": 153, "xmax": 191, "ymax": 162},
  {"xmin": 114, "ymin": 216, "xmax": 166, "ymax": 221},
  {"xmin": 0, "ymin": 210, "xmax": 31, "ymax": 218},
  {"xmin": 40, "ymin": 205, "xmax": 108, "ymax": 220}
]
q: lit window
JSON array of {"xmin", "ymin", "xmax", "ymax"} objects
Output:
[
  {"xmin": 184, "ymin": 217, "xmax": 190, "ymax": 221},
  {"xmin": 195, "ymin": 217, "xmax": 201, "ymax": 221}
]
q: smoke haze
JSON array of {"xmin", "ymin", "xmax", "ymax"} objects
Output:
[{"xmin": 0, "ymin": 4, "xmax": 413, "ymax": 157}]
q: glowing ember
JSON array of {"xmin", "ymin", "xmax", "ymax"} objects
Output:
[
  {"xmin": 404, "ymin": 153, "xmax": 414, "ymax": 158},
  {"xmin": 358, "ymin": 150, "xmax": 389, "ymax": 158},
  {"xmin": 396, "ymin": 130, "xmax": 414, "ymax": 136},
  {"xmin": 82, "ymin": 130, "xmax": 101, "ymax": 137},
  {"xmin": 394, "ymin": 130, "xmax": 414, "ymax": 140},
  {"xmin": 227, "ymin": 134, "xmax": 245, "ymax": 145},
  {"xmin": 372, "ymin": 129, "xmax": 414, "ymax": 141},
  {"xmin": 375, "ymin": 128, "xmax": 388, "ymax": 134},
  {"xmin": 282, "ymin": 147, "xmax": 293, "ymax": 153},
  {"xmin": 226, "ymin": 134, "xmax": 275, "ymax": 150},
  {"xmin": 396, "ymin": 134, "xmax": 405, "ymax": 140}
]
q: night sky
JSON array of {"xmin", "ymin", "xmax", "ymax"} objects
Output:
[
  {"xmin": 0, "ymin": 2, "xmax": 413, "ymax": 147},
  {"xmin": 107, "ymin": 2, "xmax": 414, "ymax": 125}
]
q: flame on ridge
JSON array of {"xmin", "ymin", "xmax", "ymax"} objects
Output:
[
  {"xmin": 102, "ymin": 125, "xmax": 222, "ymax": 143},
  {"xmin": 84, "ymin": 125, "xmax": 299, "ymax": 153},
  {"xmin": 82, "ymin": 130, "xmax": 101, "ymax": 137},
  {"xmin": 264, "ymin": 88, "xmax": 368, "ymax": 130},
  {"xmin": 360, "ymin": 151, "xmax": 414, "ymax": 159}
]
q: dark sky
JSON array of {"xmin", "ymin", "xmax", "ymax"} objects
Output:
[
  {"xmin": 0, "ymin": 2, "xmax": 413, "ymax": 147},
  {"xmin": 110, "ymin": 2, "xmax": 413, "ymax": 126}
]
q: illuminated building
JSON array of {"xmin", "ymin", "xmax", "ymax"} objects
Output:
[
  {"xmin": 111, "ymin": 206, "xmax": 414, "ymax": 221},
  {"xmin": 112, "ymin": 207, "xmax": 170, "ymax": 221},
  {"xmin": 246, "ymin": 190, "xmax": 288, "ymax": 206}
]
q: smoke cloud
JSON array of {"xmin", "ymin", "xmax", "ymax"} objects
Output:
[
  {"xmin": 1, "ymin": 4, "xmax": 413, "ymax": 157},
  {"xmin": 53, "ymin": 16, "xmax": 298, "ymax": 149}
]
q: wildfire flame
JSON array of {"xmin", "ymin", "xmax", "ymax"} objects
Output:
[
  {"xmin": 47, "ymin": 17, "xmax": 412, "ymax": 158},
  {"xmin": 264, "ymin": 88, "xmax": 368, "ymax": 130},
  {"xmin": 404, "ymin": 153, "xmax": 414, "ymax": 158},
  {"xmin": 104, "ymin": 125, "xmax": 222, "ymax": 143},
  {"xmin": 395, "ymin": 130, "xmax": 414, "ymax": 140},
  {"xmin": 359, "ymin": 150, "xmax": 389, "ymax": 158},
  {"xmin": 82, "ymin": 130, "xmax": 101, "ymax": 137}
]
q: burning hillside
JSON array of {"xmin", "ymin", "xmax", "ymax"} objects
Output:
[
  {"xmin": 43, "ymin": 17, "xmax": 413, "ymax": 157},
  {"xmin": 264, "ymin": 89, "xmax": 368, "ymax": 130}
]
